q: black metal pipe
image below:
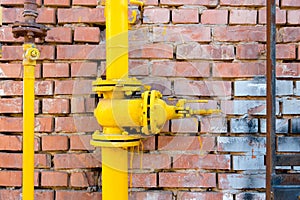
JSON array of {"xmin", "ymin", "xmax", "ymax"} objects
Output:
[{"xmin": 266, "ymin": 0, "xmax": 276, "ymax": 199}]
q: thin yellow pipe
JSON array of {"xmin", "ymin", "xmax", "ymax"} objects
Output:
[
  {"xmin": 22, "ymin": 43, "xmax": 39, "ymax": 200},
  {"xmin": 105, "ymin": 0, "xmax": 129, "ymax": 80}
]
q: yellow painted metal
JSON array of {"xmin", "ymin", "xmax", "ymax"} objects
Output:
[
  {"xmin": 105, "ymin": 0, "xmax": 129, "ymax": 80},
  {"xmin": 22, "ymin": 43, "xmax": 39, "ymax": 200}
]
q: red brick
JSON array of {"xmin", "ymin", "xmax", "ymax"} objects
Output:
[
  {"xmin": 129, "ymin": 60, "xmax": 149, "ymax": 76},
  {"xmin": 277, "ymin": 63, "xmax": 300, "ymax": 77},
  {"xmin": 287, "ymin": 10, "xmax": 300, "ymax": 24},
  {"xmin": 43, "ymin": 63, "xmax": 70, "ymax": 78},
  {"xmin": 214, "ymin": 26, "xmax": 266, "ymax": 42},
  {"xmin": 0, "ymin": 64, "xmax": 22, "ymax": 78},
  {"xmin": 71, "ymin": 97, "xmax": 95, "ymax": 114},
  {"xmin": 153, "ymin": 26, "xmax": 211, "ymax": 42},
  {"xmin": 0, "ymin": 98, "xmax": 22, "ymax": 113},
  {"xmin": 71, "ymin": 62, "xmax": 98, "ymax": 77},
  {"xmin": 131, "ymin": 154, "xmax": 171, "ymax": 169},
  {"xmin": 0, "ymin": 135, "xmax": 22, "ymax": 151},
  {"xmin": 230, "ymin": 10, "xmax": 257, "ymax": 24},
  {"xmin": 174, "ymin": 79, "xmax": 231, "ymax": 96},
  {"xmin": 46, "ymin": 27, "xmax": 72, "ymax": 43},
  {"xmin": 70, "ymin": 171, "xmax": 99, "ymax": 187},
  {"xmin": 0, "ymin": 153, "xmax": 50, "ymax": 169},
  {"xmin": 221, "ymin": 0, "xmax": 266, "ymax": 6},
  {"xmin": 0, "ymin": 190, "xmax": 20, "ymax": 200},
  {"xmin": 53, "ymin": 152, "xmax": 101, "ymax": 169},
  {"xmin": 41, "ymin": 171, "xmax": 68, "ymax": 187},
  {"xmin": 200, "ymin": 117, "xmax": 228, "ymax": 133},
  {"xmin": 143, "ymin": 8, "xmax": 170, "ymax": 24},
  {"xmin": 54, "ymin": 80, "xmax": 93, "ymax": 95},
  {"xmin": 44, "ymin": 0, "xmax": 70, "ymax": 7},
  {"xmin": 171, "ymin": 118, "xmax": 198, "ymax": 133},
  {"xmin": 129, "ymin": 191, "xmax": 173, "ymax": 200},
  {"xmin": 55, "ymin": 116, "xmax": 100, "ymax": 133},
  {"xmin": 0, "ymin": 171, "xmax": 21, "ymax": 186},
  {"xmin": 70, "ymin": 134, "xmax": 95, "ymax": 151},
  {"xmin": 236, "ymin": 43, "xmax": 265, "ymax": 59},
  {"xmin": 143, "ymin": 0, "xmax": 159, "ymax": 5},
  {"xmin": 177, "ymin": 192, "xmax": 226, "ymax": 200},
  {"xmin": 0, "ymin": 117, "xmax": 22, "ymax": 132},
  {"xmin": 37, "ymin": 8, "xmax": 56, "ymax": 24},
  {"xmin": 2, "ymin": 8, "xmax": 23, "ymax": 24},
  {"xmin": 130, "ymin": 43, "xmax": 173, "ymax": 59},
  {"xmin": 1, "ymin": 45, "xmax": 54, "ymax": 61},
  {"xmin": 276, "ymin": 44, "xmax": 296, "ymax": 59},
  {"xmin": 57, "ymin": 45, "xmax": 105, "ymax": 60},
  {"xmin": 152, "ymin": 61, "xmax": 210, "ymax": 77},
  {"xmin": 0, "ymin": 0, "xmax": 29, "ymax": 5},
  {"xmin": 58, "ymin": 8, "xmax": 105, "ymax": 24},
  {"xmin": 35, "ymin": 190, "xmax": 55, "ymax": 200},
  {"xmin": 159, "ymin": 172, "xmax": 216, "ymax": 187},
  {"xmin": 259, "ymin": 8, "xmax": 286, "ymax": 24},
  {"xmin": 35, "ymin": 81, "xmax": 54, "ymax": 96},
  {"xmin": 0, "ymin": 27, "xmax": 23, "ymax": 43},
  {"xmin": 142, "ymin": 77, "xmax": 172, "ymax": 95},
  {"xmin": 160, "ymin": 0, "xmax": 218, "ymax": 6},
  {"xmin": 42, "ymin": 135, "xmax": 69, "ymax": 151},
  {"xmin": 177, "ymin": 43, "xmax": 234, "ymax": 60},
  {"xmin": 279, "ymin": 27, "xmax": 300, "ymax": 42},
  {"xmin": 282, "ymin": 0, "xmax": 300, "ymax": 7},
  {"xmin": 42, "ymin": 98, "xmax": 70, "ymax": 114},
  {"xmin": 173, "ymin": 154, "xmax": 231, "ymax": 169},
  {"xmin": 172, "ymin": 8, "xmax": 199, "ymax": 24},
  {"xmin": 73, "ymin": 0, "xmax": 98, "ymax": 6},
  {"xmin": 158, "ymin": 136, "xmax": 216, "ymax": 151},
  {"xmin": 0, "ymin": 189, "xmax": 53, "ymax": 200},
  {"xmin": 35, "ymin": 117, "xmax": 54, "ymax": 133},
  {"xmin": 212, "ymin": 62, "xmax": 266, "ymax": 78},
  {"xmin": 74, "ymin": 27, "xmax": 100, "ymax": 43},
  {"xmin": 201, "ymin": 10, "xmax": 228, "ymax": 24},
  {"xmin": 131, "ymin": 173, "xmax": 157, "ymax": 188},
  {"xmin": 140, "ymin": 136, "xmax": 155, "ymax": 151},
  {"xmin": 56, "ymin": 191, "xmax": 101, "ymax": 200}
]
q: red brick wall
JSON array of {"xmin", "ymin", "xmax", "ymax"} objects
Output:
[{"xmin": 0, "ymin": 0, "xmax": 300, "ymax": 199}]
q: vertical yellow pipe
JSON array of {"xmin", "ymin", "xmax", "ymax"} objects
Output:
[
  {"xmin": 22, "ymin": 43, "xmax": 39, "ymax": 200},
  {"xmin": 102, "ymin": 147, "xmax": 128, "ymax": 200},
  {"xmin": 105, "ymin": 0, "xmax": 129, "ymax": 80}
]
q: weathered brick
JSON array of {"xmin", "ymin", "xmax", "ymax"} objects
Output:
[
  {"xmin": 70, "ymin": 134, "xmax": 95, "ymax": 151},
  {"xmin": 71, "ymin": 62, "xmax": 97, "ymax": 77},
  {"xmin": 70, "ymin": 171, "xmax": 99, "ymax": 187},
  {"xmin": 129, "ymin": 191, "xmax": 173, "ymax": 200},
  {"xmin": 220, "ymin": 0, "xmax": 266, "ymax": 6},
  {"xmin": 55, "ymin": 116, "xmax": 100, "ymax": 133},
  {"xmin": 44, "ymin": 0, "xmax": 70, "ymax": 7},
  {"xmin": 43, "ymin": 63, "xmax": 70, "ymax": 78},
  {"xmin": 282, "ymin": 0, "xmax": 300, "ymax": 7},
  {"xmin": 0, "ymin": 64, "xmax": 23, "ymax": 78},
  {"xmin": 230, "ymin": 10, "xmax": 257, "ymax": 25},
  {"xmin": 158, "ymin": 136, "xmax": 216, "ymax": 151},
  {"xmin": 218, "ymin": 136, "xmax": 266, "ymax": 154},
  {"xmin": 278, "ymin": 137, "xmax": 300, "ymax": 152},
  {"xmin": 58, "ymin": 8, "xmax": 105, "ymax": 24},
  {"xmin": 288, "ymin": 10, "xmax": 300, "ymax": 24},
  {"xmin": 142, "ymin": 77, "xmax": 172, "ymax": 95},
  {"xmin": 282, "ymin": 100, "xmax": 300, "ymax": 114},
  {"xmin": 218, "ymin": 174, "xmax": 265, "ymax": 189},
  {"xmin": 36, "ymin": 8, "xmax": 56, "ymax": 24},
  {"xmin": 0, "ymin": 98, "xmax": 22, "ymax": 113},
  {"xmin": 277, "ymin": 63, "xmax": 300, "ymax": 77},
  {"xmin": 0, "ymin": 190, "xmax": 54, "ymax": 200},
  {"xmin": 0, "ymin": 117, "xmax": 22, "ymax": 132},
  {"xmin": 279, "ymin": 27, "xmax": 300, "ymax": 43},
  {"xmin": 0, "ymin": 135, "xmax": 22, "ymax": 151},
  {"xmin": 236, "ymin": 43, "xmax": 265, "ymax": 60},
  {"xmin": 131, "ymin": 173, "xmax": 157, "ymax": 188},
  {"xmin": 129, "ymin": 60, "xmax": 149, "ymax": 76},
  {"xmin": 159, "ymin": 172, "xmax": 216, "ymax": 188},
  {"xmin": 57, "ymin": 45, "xmax": 105, "ymax": 60},
  {"xmin": 172, "ymin": 8, "xmax": 199, "ymax": 24},
  {"xmin": 171, "ymin": 118, "xmax": 198, "ymax": 133},
  {"xmin": 177, "ymin": 192, "xmax": 233, "ymax": 200},
  {"xmin": 130, "ymin": 43, "xmax": 173, "ymax": 59},
  {"xmin": 0, "ymin": 27, "xmax": 23, "ymax": 43},
  {"xmin": 177, "ymin": 43, "xmax": 234, "ymax": 60},
  {"xmin": 54, "ymin": 80, "xmax": 93, "ymax": 95},
  {"xmin": 201, "ymin": 10, "xmax": 228, "ymax": 24},
  {"xmin": 153, "ymin": 26, "xmax": 211, "ymax": 42},
  {"xmin": 234, "ymin": 80, "xmax": 293, "ymax": 96},
  {"xmin": 71, "ymin": 97, "xmax": 95, "ymax": 114},
  {"xmin": 131, "ymin": 154, "xmax": 171, "ymax": 169},
  {"xmin": 200, "ymin": 117, "xmax": 227, "ymax": 133},
  {"xmin": 294, "ymin": 81, "xmax": 300, "ymax": 95},
  {"xmin": 74, "ymin": 27, "xmax": 100, "ymax": 43},
  {"xmin": 42, "ymin": 98, "xmax": 70, "ymax": 114},
  {"xmin": 292, "ymin": 118, "xmax": 300, "ymax": 133},
  {"xmin": 143, "ymin": 8, "xmax": 170, "ymax": 24},
  {"xmin": 259, "ymin": 8, "xmax": 286, "ymax": 24},
  {"xmin": 55, "ymin": 190, "xmax": 101, "ymax": 200},
  {"xmin": 2, "ymin": 8, "xmax": 23, "ymax": 24},
  {"xmin": 53, "ymin": 152, "xmax": 101, "ymax": 169},
  {"xmin": 0, "ymin": 171, "xmax": 38, "ymax": 187},
  {"xmin": 173, "ymin": 154, "xmax": 231, "ymax": 169},
  {"xmin": 261, "ymin": 119, "xmax": 289, "ymax": 133},
  {"xmin": 233, "ymin": 156, "xmax": 265, "ymax": 170},
  {"xmin": 236, "ymin": 193, "xmax": 265, "ymax": 200},
  {"xmin": 213, "ymin": 62, "xmax": 265, "ymax": 78},
  {"xmin": 160, "ymin": 0, "xmax": 218, "ymax": 6},
  {"xmin": 276, "ymin": 44, "xmax": 296, "ymax": 59},
  {"xmin": 72, "ymin": 0, "xmax": 98, "ymax": 6},
  {"xmin": 35, "ymin": 117, "xmax": 54, "ymax": 133},
  {"xmin": 41, "ymin": 171, "xmax": 68, "ymax": 187},
  {"xmin": 230, "ymin": 118, "xmax": 258, "ymax": 133},
  {"xmin": 213, "ymin": 26, "xmax": 266, "ymax": 42},
  {"xmin": 174, "ymin": 79, "xmax": 231, "ymax": 97},
  {"xmin": 0, "ymin": 153, "xmax": 50, "ymax": 169},
  {"xmin": 46, "ymin": 27, "xmax": 72, "ymax": 43},
  {"xmin": 42, "ymin": 135, "xmax": 69, "ymax": 151}
]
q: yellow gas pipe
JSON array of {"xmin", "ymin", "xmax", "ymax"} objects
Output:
[{"xmin": 91, "ymin": 1, "xmax": 220, "ymax": 200}]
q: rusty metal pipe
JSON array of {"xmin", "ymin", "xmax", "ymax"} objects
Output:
[{"xmin": 266, "ymin": 0, "xmax": 276, "ymax": 199}]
